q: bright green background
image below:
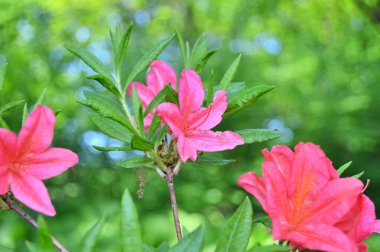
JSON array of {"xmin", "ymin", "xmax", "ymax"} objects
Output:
[{"xmin": 1, "ymin": 0, "xmax": 380, "ymax": 251}]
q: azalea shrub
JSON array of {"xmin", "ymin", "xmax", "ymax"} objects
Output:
[{"xmin": 0, "ymin": 23, "xmax": 379, "ymax": 252}]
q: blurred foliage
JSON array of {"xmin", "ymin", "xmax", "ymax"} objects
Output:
[{"xmin": 0, "ymin": 0, "xmax": 380, "ymax": 251}]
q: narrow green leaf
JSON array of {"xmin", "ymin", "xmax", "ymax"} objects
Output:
[
  {"xmin": 156, "ymin": 241, "xmax": 169, "ymax": 252},
  {"xmin": 185, "ymin": 41, "xmax": 191, "ymax": 68},
  {"xmin": 246, "ymin": 245, "xmax": 290, "ymax": 252},
  {"xmin": 131, "ymin": 135, "xmax": 154, "ymax": 151},
  {"xmin": 109, "ymin": 29, "xmax": 118, "ymax": 65},
  {"xmin": 34, "ymin": 88, "xmax": 46, "ymax": 107},
  {"xmin": 81, "ymin": 216, "xmax": 105, "ymax": 252},
  {"xmin": 170, "ymin": 226, "xmax": 205, "ymax": 252},
  {"xmin": 132, "ymin": 87, "xmax": 144, "ymax": 134},
  {"xmin": 0, "ymin": 100, "xmax": 25, "ymax": 116},
  {"xmin": 253, "ymin": 216, "xmax": 272, "ymax": 227},
  {"xmin": 175, "ymin": 27, "xmax": 186, "ymax": 68},
  {"xmin": 148, "ymin": 113, "xmax": 161, "ymax": 139},
  {"xmin": 90, "ymin": 115, "xmax": 133, "ymax": 143},
  {"xmin": 352, "ymin": 171, "xmax": 364, "ymax": 179},
  {"xmin": 205, "ymin": 69, "xmax": 214, "ymax": 105},
  {"xmin": 93, "ymin": 145, "xmax": 132, "ymax": 152},
  {"xmin": 337, "ymin": 161, "xmax": 352, "ymax": 176},
  {"xmin": 143, "ymin": 84, "xmax": 178, "ymax": 117},
  {"xmin": 37, "ymin": 216, "xmax": 54, "ymax": 251},
  {"xmin": 0, "ymin": 116, "xmax": 9, "ymax": 129},
  {"xmin": 215, "ymin": 197, "xmax": 253, "ymax": 252},
  {"xmin": 144, "ymin": 244, "xmax": 156, "ymax": 252},
  {"xmin": 117, "ymin": 23, "xmax": 134, "ymax": 70},
  {"xmin": 190, "ymin": 34, "xmax": 207, "ymax": 68},
  {"xmin": 121, "ymin": 189, "xmax": 143, "ymax": 252},
  {"xmin": 0, "ymin": 243, "xmax": 13, "ymax": 251},
  {"xmin": 65, "ymin": 44, "xmax": 114, "ymax": 81},
  {"xmin": 87, "ymin": 74, "xmax": 121, "ymax": 97},
  {"xmin": 22, "ymin": 103, "xmax": 28, "ymax": 125},
  {"xmin": 187, "ymin": 156, "xmax": 235, "ymax": 168},
  {"xmin": 219, "ymin": 54, "xmax": 242, "ymax": 91},
  {"xmin": 118, "ymin": 156, "xmax": 153, "ymax": 169},
  {"xmin": 25, "ymin": 241, "xmax": 37, "ymax": 252},
  {"xmin": 124, "ymin": 34, "xmax": 175, "ymax": 89},
  {"xmin": 195, "ymin": 49, "xmax": 218, "ymax": 72},
  {"xmin": 0, "ymin": 58, "xmax": 7, "ymax": 91},
  {"xmin": 225, "ymin": 85, "xmax": 275, "ymax": 117},
  {"xmin": 153, "ymin": 125, "xmax": 168, "ymax": 149},
  {"xmin": 236, "ymin": 129, "xmax": 282, "ymax": 144}
]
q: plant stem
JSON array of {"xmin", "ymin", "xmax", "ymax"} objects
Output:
[
  {"xmin": 3, "ymin": 196, "xmax": 69, "ymax": 252},
  {"xmin": 166, "ymin": 168, "xmax": 182, "ymax": 241}
]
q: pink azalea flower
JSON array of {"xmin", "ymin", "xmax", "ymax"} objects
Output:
[
  {"xmin": 238, "ymin": 142, "xmax": 379, "ymax": 252},
  {"xmin": 157, "ymin": 69, "xmax": 244, "ymax": 162},
  {"xmin": 127, "ymin": 60, "xmax": 177, "ymax": 131},
  {"xmin": 0, "ymin": 105, "xmax": 79, "ymax": 216}
]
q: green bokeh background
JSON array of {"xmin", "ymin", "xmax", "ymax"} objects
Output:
[{"xmin": 1, "ymin": 0, "xmax": 380, "ymax": 251}]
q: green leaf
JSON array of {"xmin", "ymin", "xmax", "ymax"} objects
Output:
[
  {"xmin": 337, "ymin": 161, "xmax": 352, "ymax": 176},
  {"xmin": 143, "ymin": 84, "xmax": 178, "ymax": 117},
  {"xmin": 118, "ymin": 156, "xmax": 153, "ymax": 169},
  {"xmin": 175, "ymin": 27, "xmax": 186, "ymax": 68},
  {"xmin": 132, "ymin": 87, "xmax": 144, "ymax": 134},
  {"xmin": 148, "ymin": 113, "xmax": 161, "ymax": 139},
  {"xmin": 190, "ymin": 35, "xmax": 207, "ymax": 67},
  {"xmin": 352, "ymin": 171, "xmax": 364, "ymax": 179},
  {"xmin": 121, "ymin": 189, "xmax": 143, "ymax": 252},
  {"xmin": 0, "ymin": 100, "xmax": 25, "ymax": 116},
  {"xmin": 81, "ymin": 216, "xmax": 105, "ymax": 252},
  {"xmin": 225, "ymin": 85, "xmax": 274, "ymax": 116},
  {"xmin": 34, "ymin": 88, "xmax": 46, "ymax": 107},
  {"xmin": 253, "ymin": 216, "xmax": 272, "ymax": 227},
  {"xmin": 0, "ymin": 243, "xmax": 13, "ymax": 251},
  {"xmin": 124, "ymin": 34, "xmax": 175, "ymax": 89},
  {"xmin": 87, "ymin": 74, "xmax": 121, "ymax": 97},
  {"xmin": 93, "ymin": 145, "xmax": 132, "ymax": 152},
  {"xmin": 131, "ymin": 135, "xmax": 154, "ymax": 151},
  {"xmin": 205, "ymin": 69, "xmax": 214, "ymax": 105},
  {"xmin": 117, "ymin": 23, "xmax": 134, "ymax": 70},
  {"xmin": 0, "ymin": 58, "xmax": 7, "ymax": 91},
  {"xmin": 195, "ymin": 49, "xmax": 218, "ymax": 72},
  {"xmin": 144, "ymin": 244, "xmax": 156, "ymax": 252},
  {"xmin": 65, "ymin": 44, "xmax": 114, "ymax": 81},
  {"xmin": 219, "ymin": 54, "xmax": 242, "ymax": 91},
  {"xmin": 0, "ymin": 116, "xmax": 9, "ymax": 129},
  {"xmin": 246, "ymin": 245, "xmax": 290, "ymax": 252},
  {"xmin": 170, "ymin": 226, "xmax": 205, "ymax": 252},
  {"xmin": 37, "ymin": 216, "xmax": 54, "ymax": 251},
  {"xmin": 22, "ymin": 103, "xmax": 28, "ymax": 125},
  {"xmin": 90, "ymin": 115, "xmax": 133, "ymax": 143},
  {"xmin": 215, "ymin": 197, "xmax": 253, "ymax": 252},
  {"xmin": 153, "ymin": 125, "xmax": 168, "ymax": 149},
  {"xmin": 187, "ymin": 156, "xmax": 235, "ymax": 168},
  {"xmin": 156, "ymin": 241, "xmax": 169, "ymax": 252},
  {"xmin": 109, "ymin": 29, "xmax": 118, "ymax": 65},
  {"xmin": 236, "ymin": 129, "xmax": 282, "ymax": 144}
]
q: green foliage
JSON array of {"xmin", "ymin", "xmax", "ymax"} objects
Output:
[
  {"xmin": 36, "ymin": 216, "xmax": 54, "ymax": 252},
  {"xmin": 246, "ymin": 245, "xmax": 290, "ymax": 252},
  {"xmin": 90, "ymin": 115, "xmax": 133, "ymax": 143},
  {"xmin": 87, "ymin": 74, "xmax": 121, "ymax": 97},
  {"xmin": 215, "ymin": 197, "xmax": 253, "ymax": 252},
  {"xmin": 169, "ymin": 226, "xmax": 205, "ymax": 252},
  {"xmin": 236, "ymin": 129, "xmax": 283, "ymax": 144},
  {"xmin": 0, "ymin": 58, "xmax": 6, "ymax": 91},
  {"xmin": 131, "ymin": 87, "xmax": 144, "ymax": 134},
  {"xmin": 0, "ymin": 100, "xmax": 25, "ymax": 116},
  {"xmin": 337, "ymin": 161, "xmax": 353, "ymax": 176},
  {"xmin": 131, "ymin": 135, "xmax": 154, "ymax": 151},
  {"xmin": 117, "ymin": 156, "xmax": 153, "ymax": 169},
  {"xmin": 93, "ymin": 145, "xmax": 132, "ymax": 152},
  {"xmin": 121, "ymin": 189, "xmax": 143, "ymax": 252},
  {"xmin": 116, "ymin": 23, "xmax": 134, "ymax": 74},
  {"xmin": 81, "ymin": 216, "xmax": 105, "ymax": 252},
  {"xmin": 186, "ymin": 156, "xmax": 235, "ymax": 168},
  {"xmin": 143, "ymin": 85, "xmax": 178, "ymax": 117},
  {"xmin": 219, "ymin": 54, "xmax": 242, "ymax": 91}
]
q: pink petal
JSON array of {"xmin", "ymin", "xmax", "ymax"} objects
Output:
[
  {"xmin": 157, "ymin": 102, "xmax": 183, "ymax": 136},
  {"xmin": 179, "ymin": 70, "xmax": 204, "ymax": 116},
  {"xmin": 286, "ymin": 224, "xmax": 357, "ymax": 252},
  {"xmin": 177, "ymin": 133, "xmax": 197, "ymax": 162},
  {"xmin": 9, "ymin": 173, "xmax": 55, "ymax": 216},
  {"xmin": 127, "ymin": 82, "xmax": 156, "ymax": 108},
  {"xmin": 185, "ymin": 130, "xmax": 244, "ymax": 152},
  {"xmin": 0, "ymin": 170, "xmax": 9, "ymax": 195},
  {"xmin": 147, "ymin": 60, "xmax": 177, "ymax": 92},
  {"xmin": 306, "ymin": 178, "xmax": 362, "ymax": 225},
  {"xmin": 188, "ymin": 91, "xmax": 228, "ymax": 131},
  {"xmin": 374, "ymin": 220, "xmax": 380, "ymax": 233},
  {"xmin": 0, "ymin": 128, "xmax": 18, "ymax": 164},
  {"xmin": 17, "ymin": 105, "xmax": 55, "ymax": 155},
  {"xmin": 22, "ymin": 148, "xmax": 78, "ymax": 180},
  {"xmin": 237, "ymin": 172, "xmax": 267, "ymax": 211}
]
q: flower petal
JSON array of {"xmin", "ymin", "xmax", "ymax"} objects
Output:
[
  {"xmin": 147, "ymin": 60, "xmax": 177, "ymax": 92},
  {"xmin": 9, "ymin": 173, "xmax": 55, "ymax": 216},
  {"xmin": 157, "ymin": 102, "xmax": 183, "ymax": 136},
  {"xmin": 177, "ymin": 133, "xmax": 197, "ymax": 162},
  {"xmin": 286, "ymin": 224, "xmax": 357, "ymax": 252},
  {"xmin": 127, "ymin": 82, "xmax": 156, "ymax": 108},
  {"xmin": 17, "ymin": 105, "xmax": 55, "ymax": 154},
  {"xmin": 0, "ymin": 170, "xmax": 9, "ymax": 195},
  {"xmin": 0, "ymin": 128, "xmax": 18, "ymax": 164},
  {"xmin": 188, "ymin": 91, "xmax": 228, "ymax": 131},
  {"xmin": 237, "ymin": 172, "xmax": 267, "ymax": 211},
  {"xmin": 179, "ymin": 70, "xmax": 204, "ymax": 115},
  {"xmin": 186, "ymin": 130, "xmax": 244, "ymax": 152},
  {"xmin": 21, "ymin": 147, "xmax": 78, "ymax": 180}
]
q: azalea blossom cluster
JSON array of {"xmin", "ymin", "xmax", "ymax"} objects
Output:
[
  {"xmin": 128, "ymin": 60, "xmax": 244, "ymax": 162},
  {"xmin": 238, "ymin": 142, "xmax": 380, "ymax": 252}
]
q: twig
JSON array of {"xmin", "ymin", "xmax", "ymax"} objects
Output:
[
  {"xmin": 3, "ymin": 196, "xmax": 69, "ymax": 252},
  {"xmin": 166, "ymin": 169, "xmax": 182, "ymax": 241}
]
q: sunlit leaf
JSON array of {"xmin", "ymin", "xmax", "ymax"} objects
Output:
[
  {"xmin": 175, "ymin": 27, "xmax": 186, "ymax": 68},
  {"xmin": 236, "ymin": 129, "xmax": 282, "ymax": 144},
  {"xmin": 87, "ymin": 74, "xmax": 121, "ymax": 97},
  {"xmin": 37, "ymin": 216, "xmax": 54, "ymax": 252},
  {"xmin": 246, "ymin": 245, "xmax": 290, "ymax": 252},
  {"xmin": 90, "ymin": 115, "xmax": 133, "ymax": 143},
  {"xmin": 81, "ymin": 215, "xmax": 105, "ymax": 252},
  {"xmin": 352, "ymin": 171, "xmax": 364, "ymax": 179},
  {"xmin": 144, "ymin": 84, "xmax": 178, "ymax": 117},
  {"xmin": 34, "ymin": 88, "xmax": 46, "ymax": 107},
  {"xmin": 117, "ymin": 22, "xmax": 134, "ymax": 71},
  {"xmin": 121, "ymin": 189, "xmax": 143, "ymax": 252},
  {"xmin": 187, "ymin": 156, "xmax": 235, "ymax": 168},
  {"xmin": 219, "ymin": 54, "xmax": 241, "ymax": 91},
  {"xmin": 337, "ymin": 161, "xmax": 352, "ymax": 176},
  {"xmin": 215, "ymin": 197, "xmax": 253, "ymax": 252},
  {"xmin": 148, "ymin": 113, "xmax": 161, "ymax": 139},
  {"xmin": 0, "ymin": 58, "xmax": 7, "ymax": 91},
  {"xmin": 0, "ymin": 100, "xmax": 25, "ymax": 116},
  {"xmin": 195, "ymin": 49, "xmax": 218, "ymax": 72},
  {"xmin": 22, "ymin": 103, "xmax": 28, "ymax": 125},
  {"xmin": 118, "ymin": 156, "xmax": 153, "ymax": 169},
  {"xmin": 132, "ymin": 87, "xmax": 144, "ymax": 134},
  {"xmin": 170, "ymin": 226, "xmax": 205, "ymax": 252},
  {"xmin": 93, "ymin": 145, "xmax": 132, "ymax": 152},
  {"xmin": 131, "ymin": 135, "xmax": 154, "ymax": 151}
]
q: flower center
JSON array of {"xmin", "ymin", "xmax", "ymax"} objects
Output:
[{"xmin": 10, "ymin": 163, "xmax": 27, "ymax": 173}]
